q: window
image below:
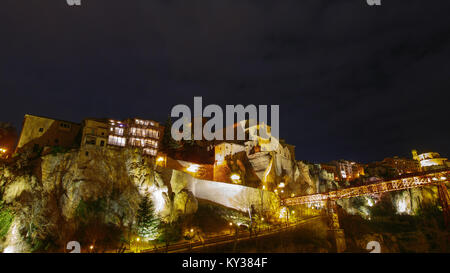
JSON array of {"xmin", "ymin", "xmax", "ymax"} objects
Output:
[
  {"xmin": 60, "ymin": 123, "xmax": 71, "ymax": 129},
  {"xmin": 114, "ymin": 127, "xmax": 124, "ymax": 136},
  {"xmin": 108, "ymin": 135, "xmax": 126, "ymax": 147},
  {"xmin": 39, "ymin": 128, "xmax": 44, "ymax": 132},
  {"xmin": 85, "ymin": 137, "xmax": 96, "ymax": 145},
  {"xmin": 144, "ymin": 148, "xmax": 157, "ymax": 156}
]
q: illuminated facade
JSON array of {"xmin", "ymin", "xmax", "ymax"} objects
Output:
[
  {"xmin": 108, "ymin": 118, "xmax": 163, "ymax": 156},
  {"xmin": 331, "ymin": 160, "xmax": 365, "ymax": 182},
  {"xmin": 320, "ymin": 163, "xmax": 339, "ymax": 181},
  {"xmin": 80, "ymin": 117, "xmax": 163, "ymax": 156},
  {"xmin": 381, "ymin": 156, "xmax": 420, "ymax": 175},
  {"xmin": 412, "ymin": 149, "xmax": 448, "ymax": 171},
  {"xmin": 81, "ymin": 118, "xmax": 109, "ymax": 148}
]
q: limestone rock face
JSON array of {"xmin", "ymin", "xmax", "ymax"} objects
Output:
[
  {"xmin": 0, "ymin": 147, "xmax": 198, "ymax": 252},
  {"xmin": 295, "ymin": 161, "xmax": 317, "ymax": 195},
  {"xmin": 247, "ymin": 152, "xmax": 272, "ymax": 181}
]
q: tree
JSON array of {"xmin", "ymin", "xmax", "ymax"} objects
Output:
[
  {"xmin": 136, "ymin": 195, "xmax": 159, "ymax": 240},
  {"xmin": 161, "ymin": 117, "xmax": 182, "ymax": 154}
]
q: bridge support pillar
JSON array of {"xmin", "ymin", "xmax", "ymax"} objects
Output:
[
  {"xmin": 326, "ymin": 199, "xmax": 346, "ymax": 253},
  {"xmin": 437, "ymin": 182, "xmax": 450, "ymax": 230}
]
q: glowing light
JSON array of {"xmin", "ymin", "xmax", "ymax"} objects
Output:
[
  {"xmin": 291, "ymin": 193, "xmax": 295, "ymax": 197},
  {"xmin": 0, "ymin": 148, "xmax": 6, "ymax": 153},
  {"xmin": 432, "ymin": 177, "xmax": 438, "ymax": 181},
  {"xmin": 136, "ymin": 238, "xmax": 140, "ymax": 242},
  {"xmin": 262, "ymin": 185, "xmax": 266, "ymax": 190},
  {"xmin": 291, "ymin": 211, "xmax": 295, "ymax": 214},
  {"xmin": 441, "ymin": 177, "xmax": 447, "ymax": 180},
  {"xmin": 397, "ymin": 199, "xmax": 407, "ymax": 213},
  {"xmin": 278, "ymin": 183, "xmax": 285, "ymax": 188},
  {"xmin": 2, "ymin": 221, "xmax": 20, "ymax": 253},
  {"xmin": 190, "ymin": 228, "xmax": 194, "ymax": 233},
  {"xmin": 274, "ymin": 189, "xmax": 278, "ymax": 194},
  {"xmin": 156, "ymin": 157, "xmax": 164, "ymax": 162},
  {"xmin": 230, "ymin": 174, "xmax": 240, "ymax": 182},
  {"xmin": 229, "ymin": 222, "xmax": 233, "ymax": 226},
  {"xmin": 149, "ymin": 185, "xmax": 167, "ymax": 214},
  {"xmin": 279, "ymin": 207, "xmax": 287, "ymax": 219},
  {"xmin": 280, "ymin": 190, "xmax": 284, "ymax": 193},
  {"xmin": 262, "ymin": 157, "xmax": 273, "ymax": 184},
  {"xmin": 367, "ymin": 199, "xmax": 374, "ymax": 207},
  {"xmin": 261, "ymin": 217, "xmax": 264, "ymax": 221},
  {"xmin": 187, "ymin": 164, "xmax": 199, "ymax": 173},
  {"xmin": 90, "ymin": 245, "xmax": 94, "ymax": 250}
]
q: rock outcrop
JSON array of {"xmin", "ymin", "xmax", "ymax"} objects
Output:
[{"xmin": 0, "ymin": 147, "xmax": 198, "ymax": 252}]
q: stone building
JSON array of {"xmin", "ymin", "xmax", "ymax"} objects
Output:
[
  {"xmin": 412, "ymin": 149, "xmax": 448, "ymax": 171},
  {"xmin": 105, "ymin": 118, "xmax": 163, "ymax": 156},
  {"xmin": 320, "ymin": 163, "xmax": 339, "ymax": 181},
  {"xmin": 81, "ymin": 118, "xmax": 109, "ymax": 148},
  {"xmin": 381, "ymin": 156, "xmax": 420, "ymax": 175},
  {"xmin": 330, "ymin": 160, "xmax": 365, "ymax": 182},
  {"xmin": 15, "ymin": 114, "xmax": 81, "ymax": 153}
]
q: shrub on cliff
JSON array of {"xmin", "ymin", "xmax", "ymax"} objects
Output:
[{"xmin": 0, "ymin": 202, "xmax": 13, "ymax": 239}]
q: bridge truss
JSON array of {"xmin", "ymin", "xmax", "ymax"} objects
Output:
[
  {"xmin": 282, "ymin": 170, "xmax": 450, "ymax": 206},
  {"xmin": 281, "ymin": 170, "xmax": 450, "ymax": 252}
]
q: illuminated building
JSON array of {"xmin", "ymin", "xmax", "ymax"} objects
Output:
[
  {"xmin": 81, "ymin": 118, "xmax": 109, "ymax": 148},
  {"xmin": 80, "ymin": 117, "xmax": 164, "ymax": 156},
  {"xmin": 331, "ymin": 160, "xmax": 364, "ymax": 182},
  {"xmin": 412, "ymin": 149, "xmax": 448, "ymax": 171},
  {"xmin": 107, "ymin": 118, "xmax": 163, "ymax": 156},
  {"xmin": 381, "ymin": 156, "xmax": 420, "ymax": 175},
  {"xmin": 16, "ymin": 114, "xmax": 81, "ymax": 153},
  {"xmin": 320, "ymin": 163, "xmax": 339, "ymax": 181}
]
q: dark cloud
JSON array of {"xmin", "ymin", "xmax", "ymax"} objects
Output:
[{"xmin": 0, "ymin": 0, "xmax": 449, "ymax": 163}]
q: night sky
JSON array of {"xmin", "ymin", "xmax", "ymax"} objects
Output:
[{"xmin": 1, "ymin": 0, "xmax": 449, "ymax": 163}]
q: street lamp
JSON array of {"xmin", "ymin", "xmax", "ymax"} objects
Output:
[
  {"xmin": 230, "ymin": 174, "xmax": 240, "ymax": 183},
  {"xmin": 189, "ymin": 228, "xmax": 195, "ymax": 250}
]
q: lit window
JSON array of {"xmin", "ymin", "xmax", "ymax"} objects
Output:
[
  {"xmin": 114, "ymin": 127, "xmax": 124, "ymax": 136},
  {"xmin": 108, "ymin": 135, "xmax": 126, "ymax": 147}
]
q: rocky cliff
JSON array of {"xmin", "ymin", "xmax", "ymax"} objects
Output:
[{"xmin": 0, "ymin": 147, "xmax": 197, "ymax": 252}]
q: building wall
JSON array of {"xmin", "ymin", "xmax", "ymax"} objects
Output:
[
  {"xmin": 16, "ymin": 114, "xmax": 81, "ymax": 152},
  {"xmin": 106, "ymin": 118, "xmax": 164, "ymax": 156},
  {"xmin": 186, "ymin": 175, "xmax": 279, "ymax": 213},
  {"xmin": 214, "ymin": 142, "xmax": 245, "ymax": 163},
  {"xmin": 382, "ymin": 157, "xmax": 420, "ymax": 175},
  {"xmin": 417, "ymin": 152, "xmax": 448, "ymax": 171},
  {"xmin": 81, "ymin": 119, "xmax": 109, "ymax": 148},
  {"xmin": 331, "ymin": 160, "xmax": 364, "ymax": 181}
]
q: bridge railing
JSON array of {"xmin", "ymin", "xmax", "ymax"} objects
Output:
[{"xmin": 282, "ymin": 170, "xmax": 450, "ymax": 206}]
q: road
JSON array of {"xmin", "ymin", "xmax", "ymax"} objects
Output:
[{"xmin": 140, "ymin": 216, "xmax": 323, "ymax": 253}]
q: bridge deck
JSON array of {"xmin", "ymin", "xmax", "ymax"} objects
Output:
[{"xmin": 282, "ymin": 170, "xmax": 450, "ymax": 206}]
